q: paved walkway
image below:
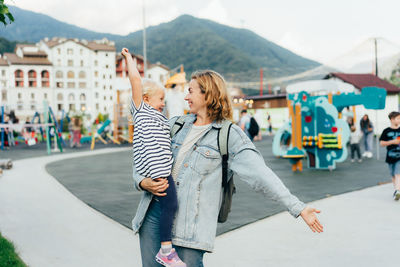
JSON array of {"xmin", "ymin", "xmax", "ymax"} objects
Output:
[{"xmin": 0, "ymin": 148, "xmax": 399, "ymax": 267}]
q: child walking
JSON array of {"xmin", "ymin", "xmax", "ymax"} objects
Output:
[
  {"xmin": 379, "ymin": 111, "xmax": 400, "ymax": 201},
  {"xmin": 349, "ymin": 126, "xmax": 362, "ymax": 163},
  {"xmin": 121, "ymin": 48, "xmax": 186, "ymax": 267}
]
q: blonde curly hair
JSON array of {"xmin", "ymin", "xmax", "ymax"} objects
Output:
[{"xmin": 191, "ymin": 70, "xmax": 233, "ymax": 122}]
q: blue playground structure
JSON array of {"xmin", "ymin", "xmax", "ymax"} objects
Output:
[{"xmin": 273, "ymin": 86, "xmax": 386, "ymax": 171}]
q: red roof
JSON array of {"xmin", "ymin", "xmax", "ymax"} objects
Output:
[{"xmin": 325, "ymin": 73, "xmax": 400, "ymax": 94}]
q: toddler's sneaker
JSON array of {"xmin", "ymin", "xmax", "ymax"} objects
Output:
[
  {"xmin": 155, "ymin": 248, "xmax": 186, "ymax": 267},
  {"xmin": 351, "ymin": 159, "xmax": 355, "ymax": 163},
  {"xmin": 393, "ymin": 190, "xmax": 400, "ymax": 201},
  {"xmin": 358, "ymin": 159, "xmax": 362, "ymax": 163}
]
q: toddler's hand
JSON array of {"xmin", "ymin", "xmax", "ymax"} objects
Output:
[{"xmin": 121, "ymin": 48, "xmax": 130, "ymax": 58}]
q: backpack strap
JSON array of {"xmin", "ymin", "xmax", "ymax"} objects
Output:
[
  {"xmin": 170, "ymin": 116, "xmax": 186, "ymax": 138},
  {"xmin": 218, "ymin": 120, "xmax": 232, "ymax": 187}
]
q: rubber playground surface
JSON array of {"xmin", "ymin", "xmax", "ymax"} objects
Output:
[{"xmin": 41, "ymin": 135, "xmax": 389, "ymax": 235}]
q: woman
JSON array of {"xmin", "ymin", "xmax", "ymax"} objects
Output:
[
  {"xmin": 360, "ymin": 114, "xmax": 374, "ymax": 158},
  {"xmin": 132, "ymin": 70, "xmax": 323, "ymax": 266}
]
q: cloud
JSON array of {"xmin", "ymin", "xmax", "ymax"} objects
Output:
[{"xmin": 197, "ymin": 0, "xmax": 229, "ymax": 25}]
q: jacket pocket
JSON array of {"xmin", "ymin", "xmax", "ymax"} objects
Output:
[{"xmin": 191, "ymin": 145, "xmax": 221, "ymax": 175}]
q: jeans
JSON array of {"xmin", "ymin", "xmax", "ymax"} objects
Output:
[
  {"xmin": 159, "ymin": 175, "xmax": 178, "ymax": 242},
  {"xmin": 139, "ymin": 199, "xmax": 205, "ymax": 267},
  {"xmin": 350, "ymin": 143, "xmax": 361, "ymax": 159},
  {"xmin": 363, "ymin": 132, "xmax": 373, "ymax": 152}
]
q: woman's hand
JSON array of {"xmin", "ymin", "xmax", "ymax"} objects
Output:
[
  {"xmin": 300, "ymin": 206, "xmax": 323, "ymax": 233},
  {"xmin": 139, "ymin": 178, "xmax": 169, "ymax": 197}
]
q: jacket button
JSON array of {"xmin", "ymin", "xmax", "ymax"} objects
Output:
[
  {"xmin": 193, "ymin": 146, "xmax": 197, "ymax": 151},
  {"xmin": 205, "ymin": 151, "xmax": 210, "ymax": 156},
  {"xmin": 184, "ymin": 163, "xmax": 188, "ymax": 168},
  {"xmin": 176, "ymin": 182, "xmax": 180, "ymax": 186}
]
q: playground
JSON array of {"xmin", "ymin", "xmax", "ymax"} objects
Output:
[{"xmin": 0, "ymin": 135, "xmax": 399, "ymax": 266}]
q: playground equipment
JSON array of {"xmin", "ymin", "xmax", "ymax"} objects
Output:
[
  {"xmin": 113, "ymin": 90, "xmax": 133, "ymax": 144},
  {"xmin": 81, "ymin": 119, "xmax": 120, "ymax": 150},
  {"xmin": 273, "ymin": 86, "xmax": 386, "ymax": 171}
]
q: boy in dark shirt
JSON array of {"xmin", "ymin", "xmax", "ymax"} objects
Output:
[{"xmin": 379, "ymin": 111, "xmax": 400, "ymax": 200}]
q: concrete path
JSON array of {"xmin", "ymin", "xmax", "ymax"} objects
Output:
[
  {"xmin": 206, "ymin": 183, "xmax": 400, "ymax": 267},
  {"xmin": 0, "ymin": 148, "xmax": 141, "ymax": 267},
  {"xmin": 1, "ymin": 148, "xmax": 399, "ymax": 267}
]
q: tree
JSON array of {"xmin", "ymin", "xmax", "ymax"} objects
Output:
[{"xmin": 0, "ymin": 0, "xmax": 14, "ymax": 26}]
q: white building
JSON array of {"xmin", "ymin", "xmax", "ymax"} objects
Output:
[
  {"xmin": 1, "ymin": 37, "xmax": 116, "ymax": 121},
  {"xmin": 146, "ymin": 62, "xmax": 170, "ymax": 85}
]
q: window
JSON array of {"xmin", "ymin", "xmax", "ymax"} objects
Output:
[
  {"xmin": 94, "ymin": 60, "xmax": 98, "ymax": 66},
  {"xmin": 30, "ymin": 104, "xmax": 36, "ymax": 111},
  {"xmin": 105, "ymin": 53, "xmax": 108, "ymax": 57},
  {"xmin": 67, "ymin": 48, "xmax": 73, "ymax": 55},
  {"xmin": 56, "ymin": 71, "xmax": 63, "ymax": 78},
  {"xmin": 95, "ymin": 82, "xmax": 99, "ymax": 87},
  {"xmin": 1, "ymin": 70, "xmax": 5, "ymax": 76},
  {"xmin": 15, "ymin": 70, "xmax": 24, "ymax": 87},
  {"xmin": 109, "ymin": 74, "xmax": 112, "ymax": 79},
  {"xmin": 110, "ymin": 96, "xmax": 112, "ymax": 100},
  {"xmin": 67, "ymin": 71, "xmax": 74, "ymax": 79},
  {"xmin": 57, "ymin": 59, "xmax": 61, "ymax": 66},
  {"xmin": 1, "ymin": 90, "xmax": 6, "ymax": 101},
  {"xmin": 80, "ymin": 104, "xmax": 86, "ymax": 111},
  {"xmin": 80, "ymin": 60, "xmax": 84, "ymax": 67},
  {"xmin": 68, "ymin": 60, "xmax": 73, "ymax": 66},
  {"xmin": 69, "ymin": 103, "xmax": 76, "ymax": 111},
  {"xmin": 28, "ymin": 70, "xmax": 37, "ymax": 87},
  {"xmin": 80, "ymin": 49, "xmax": 83, "ymax": 55},
  {"xmin": 94, "ymin": 71, "xmax": 98, "ymax": 77},
  {"xmin": 56, "ymin": 82, "xmax": 64, "ymax": 88},
  {"xmin": 104, "ymin": 96, "xmax": 106, "ymax": 100},
  {"xmin": 18, "ymin": 93, "xmax": 22, "ymax": 99},
  {"xmin": 96, "ymin": 103, "xmax": 99, "ymax": 110},
  {"xmin": 104, "ymin": 106, "xmax": 106, "ymax": 112},
  {"xmin": 44, "ymin": 93, "xmax": 48, "ymax": 99},
  {"xmin": 68, "ymin": 93, "xmax": 75, "ymax": 101},
  {"xmin": 80, "ymin": 93, "xmax": 86, "ymax": 101},
  {"xmin": 103, "ymin": 85, "xmax": 106, "ymax": 90},
  {"xmin": 79, "ymin": 71, "xmax": 86, "ymax": 79},
  {"xmin": 57, "ymin": 93, "xmax": 63, "ymax": 101},
  {"xmin": 57, "ymin": 104, "xmax": 63, "ymax": 111},
  {"xmin": 17, "ymin": 103, "xmax": 23, "ymax": 110},
  {"xmin": 41, "ymin": 70, "xmax": 50, "ymax": 87},
  {"xmin": 79, "ymin": 82, "xmax": 86, "ymax": 89},
  {"xmin": 106, "ymin": 64, "xmax": 109, "ymax": 69},
  {"xmin": 57, "ymin": 48, "xmax": 61, "ymax": 55},
  {"xmin": 31, "ymin": 93, "xmax": 35, "ymax": 99},
  {"xmin": 95, "ymin": 92, "xmax": 99, "ymax": 98},
  {"xmin": 67, "ymin": 82, "xmax": 75, "ymax": 88},
  {"xmin": 103, "ymin": 74, "xmax": 105, "ymax": 79},
  {"xmin": 148, "ymin": 74, "xmax": 152, "ymax": 79},
  {"xmin": 109, "ymin": 85, "xmax": 112, "ymax": 90}
]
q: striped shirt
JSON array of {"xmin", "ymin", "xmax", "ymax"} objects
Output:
[{"xmin": 130, "ymin": 99, "xmax": 173, "ymax": 178}]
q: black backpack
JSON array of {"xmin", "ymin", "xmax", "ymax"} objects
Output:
[
  {"xmin": 170, "ymin": 116, "xmax": 236, "ymax": 223},
  {"xmin": 248, "ymin": 117, "xmax": 259, "ymax": 137}
]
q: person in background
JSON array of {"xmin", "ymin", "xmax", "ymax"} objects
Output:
[
  {"xmin": 349, "ymin": 126, "xmax": 362, "ymax": 163},
  {"xmin": 379, "ymin": 111, "xmax": 400, "ymax": 201},
  {"xmin": 360, "ymin": 114, "xmax": 373, "ymax": 158}
]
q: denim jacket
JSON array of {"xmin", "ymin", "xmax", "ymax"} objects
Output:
[{"xmin": 131, "ymin": 114, "xmax": 306, "ymax": 252}]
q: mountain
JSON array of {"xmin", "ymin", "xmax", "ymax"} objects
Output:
[
  {"xmin": 0, "ymin": 6, "xmax": 321, "ymax": 81},
  {"xmin": 117, "ymin": 15, "xmax": 320, "ymax": 80}
]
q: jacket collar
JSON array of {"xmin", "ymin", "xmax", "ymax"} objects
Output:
[{"xmin": 183, "ymin": 114, "xmax": 226, "ymax": 129}]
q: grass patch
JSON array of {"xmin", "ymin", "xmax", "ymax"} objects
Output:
[{"xmin": 0, "ymin": 232, "xmax": 26, "ymax": 267}]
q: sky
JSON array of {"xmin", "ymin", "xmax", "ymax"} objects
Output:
[{"xmin": 6, "ymin": 0, "xmax": 400, "ymax": 65}]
